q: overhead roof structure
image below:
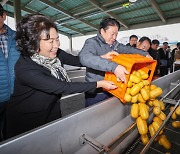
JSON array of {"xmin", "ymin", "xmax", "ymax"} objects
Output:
[{"xmin": 2, "ymin": 0, "xmax": 180, "ymax": 37}]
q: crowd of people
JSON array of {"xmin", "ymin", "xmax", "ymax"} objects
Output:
[
  {"xmin": 0, "ymin": 4, "xmax": 179, "ymax": 141},
  {"xmin": 126, "ymin": 35, "xmax": 180, "ymax": 76}
]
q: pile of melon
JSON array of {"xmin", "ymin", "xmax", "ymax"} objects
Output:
[{"xmin": 123, "ymin": 70, "xmax": 180, "ymax": 150}]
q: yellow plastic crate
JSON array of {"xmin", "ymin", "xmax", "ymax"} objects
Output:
[{"xmin": 104, "ymin": 54, "xmax": 157, "ymax": 103}]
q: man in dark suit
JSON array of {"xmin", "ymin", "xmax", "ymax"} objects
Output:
[
  {"xmin": 148, "ymin": 39, "xmax": 160, "ymax": 76},
  {"xmin": 126, "ymin": 35, "xmax": 138, "ymax": 47},
  {"xmin": 158, "ymin": 42, "xmax": 170, "ymax": 76}
]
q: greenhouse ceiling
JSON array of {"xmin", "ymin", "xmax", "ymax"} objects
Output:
[{"xmin": 2, "ymin": 0, "xmax": 180, "ymax": 37}]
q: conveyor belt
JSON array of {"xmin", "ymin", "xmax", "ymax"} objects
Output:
[
  {"xmin": 67, "ymin": 69, "xmax": 86, "ymax": 79},
  {"xmin": 67, "ymin": 69, "xmax": 86, "ymax": 82},
  {"xmin": 124, "ymin": 110, "xmax": 180, "ymax": 154},
  {"xmin": 0, "ymin": 71, "xmax": 180, "ymax": 154},
  {"xmin": 124, "ymin": 113, "xmax": 180, "ymax": 154},
  {"xmin": 123, "ymin": 82, "xmax": 180, "ymax": 154}
]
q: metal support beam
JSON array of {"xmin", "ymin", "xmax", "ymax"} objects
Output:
[
  {"xmin": 6, "ymin": 1, "xmax": 79, "ymax": 37},
  {"xmin": 58, "ymin": 30, "xmax": 71, "ymax": 38},
  {"xmin": 89, "ymin": 0, "xmax": 129, "ymax": 29},
  {"xmin": 39, "ymin": 0, "xmax": 98, "ymax": 30},
  {"xmin": 79, "ymin": 16, "xmax": 180, "ymax": 38},
  {"xmin": 149, "ymin": 0, "xmax": 166, "ymax": 23},
  {"xmin": 7, "ymin": 1, "xmax": 36, "ymax": 14},
  {"xmin": 62, "ymin": 24, "xmax": 85, "ymax": 35},
  {"xmin": 68, "ymin": 36, "xmax": 72, "ymax": 54},
  {"xmin": 13, "ymin": 0, "xmax": 21, "ymax": 24},
  {"xmin": 54, "ymin": 0, "xmax": 145, "ymax": 25},
  {"xmin": 68, "ymin": 0, "xmax": 126, "ymax": 17}
]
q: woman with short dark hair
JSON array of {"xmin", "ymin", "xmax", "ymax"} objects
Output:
[{"xmin": 6, "ymin": 14, "xmax": 117, "ymax": 138}]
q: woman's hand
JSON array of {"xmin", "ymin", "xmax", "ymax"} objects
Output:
[
  {"xmin": 114, "ymin": 65, "xmax": 129, "ymax": 83},
  {"xmin": 97, "ymin": 80, "xmax": 117, "ymax": 90},
  {"xmin": 101, "ymin": 51, "xmax": 119, "ymax": 60}
]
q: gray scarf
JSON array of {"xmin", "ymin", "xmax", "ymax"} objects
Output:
[{"xmin": 31, "ymin": 53, "xmax": 71, "ymax": 82}]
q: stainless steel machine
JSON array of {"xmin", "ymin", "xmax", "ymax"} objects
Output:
[{"xmin": 0, "ymin": 70, "xmax": 180, "ymax": 154}]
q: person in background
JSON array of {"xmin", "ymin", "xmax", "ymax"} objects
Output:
[
  {"xmin": 79, "ymin": 17, "xmax": 152, "ymax": 107},
  {"xmin": 174, "ymin": 42, "xmax": 180, "ymax": 60},
  {"xmin": 6, "ymin": 14, "xmax": 117, "ymax": 138},
  {"xmin": 171, "ymin": 42, "xmax": 180, "ymax": 72},
  {"xmin": 126, "ymin": 34, "xmax": 138, "ymax": 47},
  {"xmin": 174, "ymin": 46, "xmax": 180, "ymax": 61},
  {"xmin": 148, "ymin": 39, "xmax": 161, "ymax": 76},
  {"xmin": 0, "ymin": 4, "xmax": 20, "ymax": 141},
  {"xmin": 158, "ymin": 42, "xmax": 170, "ymax": 76},
  {"xmin": 136, "ymin": 36, "xmax": 151, "ymax": 52}
]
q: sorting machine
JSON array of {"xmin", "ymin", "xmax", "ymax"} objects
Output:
[
  {"xmin": 0, "ymin": 70, "xmax": 180, "ymax": 154},
  {"xmin": 67, "ymin": 68, "xmax": 86, "ymax": 82}
]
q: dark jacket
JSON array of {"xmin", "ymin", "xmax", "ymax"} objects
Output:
[
  {"xmin": 6, "ymin": 50, "xmax": 95, "ymax": 137},
  {"xmin": 79, "ymin": 32, "xmax": 149, "ymax": 82},
  {"xmin": 158, "ymin": 48, "xmax": 170, "ymax": 66},
  {"xmin": 148, "ymin": 47, "xmax": 160, "ymax": 75},
  {"xmin": 158, "ymin": 47, "xmax": 170, "ymax": 76},
  {"xmin": 57, "ymin": 48, "xmax": 81, "ymax": 67},
  {"xmin": 126, "ymin": 43, "xmax": 136, "ymax": 47},
  {"xmin": 0, "ymin": 25, "xmax": 20, "ymax": 103}
]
